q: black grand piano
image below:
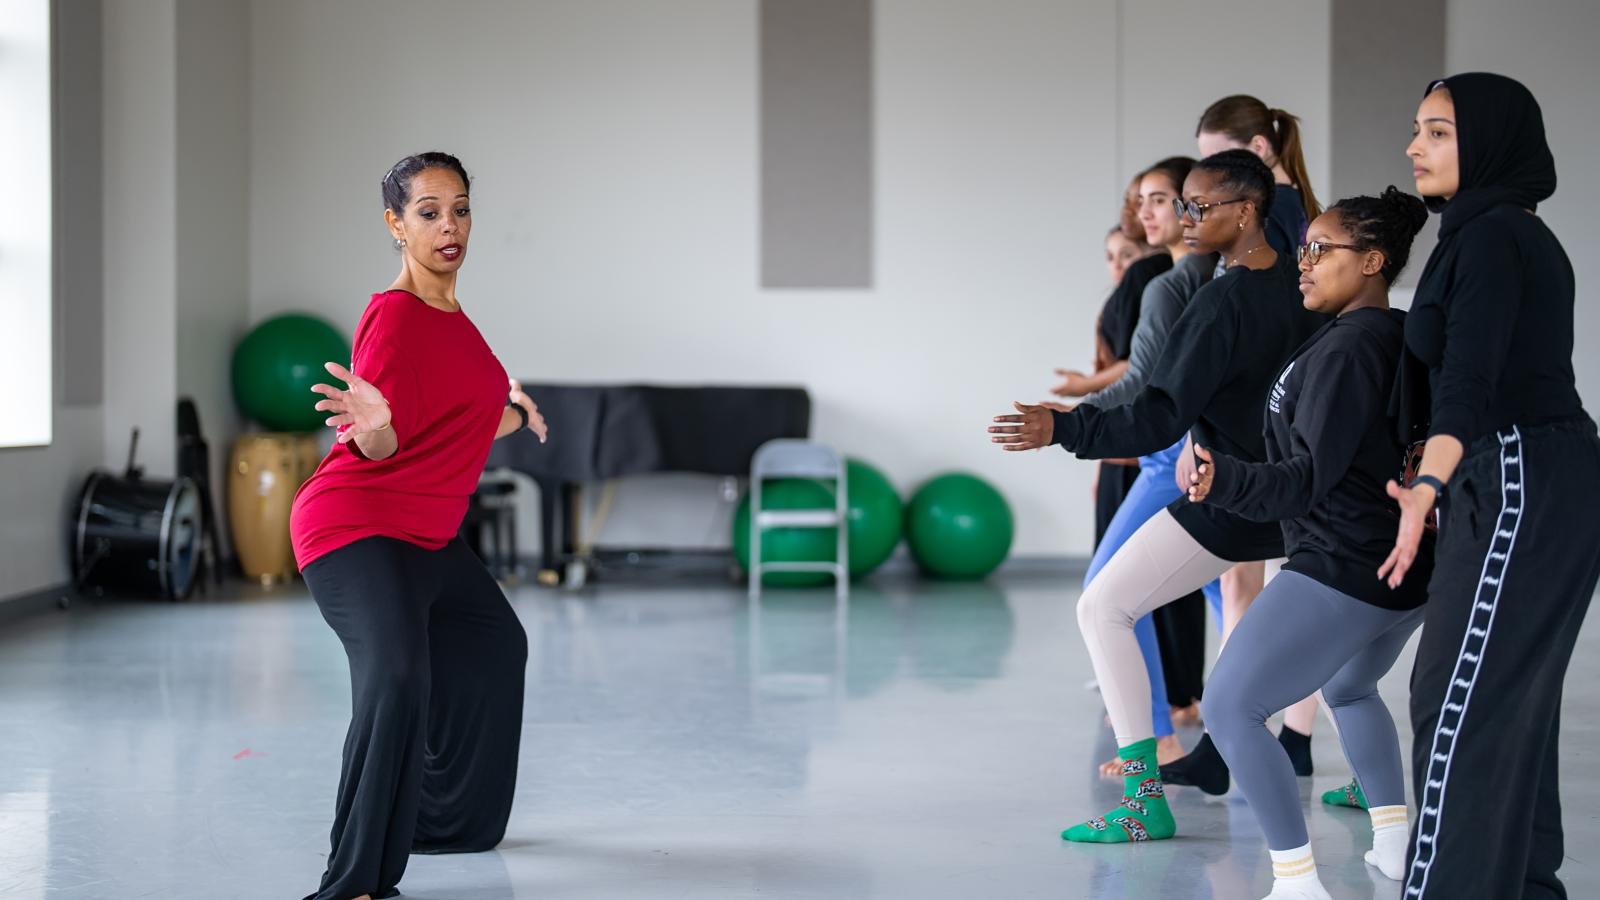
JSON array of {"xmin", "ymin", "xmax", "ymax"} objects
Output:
[{"xmin": 484, "ymin": 383, "xmax": 810, "ymax": 586}]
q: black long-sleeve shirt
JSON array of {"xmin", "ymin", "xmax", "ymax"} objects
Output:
[
  {"xmin": 1205, "ymin": 308, "xmax": 1432, "ymax": 609},
  {"xmin": 1395, "ymin": 205, "xmax": 1584, "ymax": 447},
  {"xmin": 1051, "ymin": 253, "xmax": 1326, "ymax": 560},
  {"xmin": 1098, "ymin": 254, "xmax": 1173, "ymax": 361}
]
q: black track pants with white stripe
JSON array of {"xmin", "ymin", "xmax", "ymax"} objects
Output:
[{"xmin": 1405, "ymin": 418, "xmax": 1600, "ymax": 900}]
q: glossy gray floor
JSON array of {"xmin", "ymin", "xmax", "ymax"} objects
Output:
[{"xmin": 1, "ymin": 574, "xmax": 1597, "ymax": 899}]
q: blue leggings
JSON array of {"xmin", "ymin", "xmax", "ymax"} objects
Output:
[{"xmin": 1085, "ymin": 440, "xmax": 1223, "ymax": 738}]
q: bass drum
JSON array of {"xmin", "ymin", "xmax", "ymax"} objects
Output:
[{"xmin": 73, "ymin": 472, "xmax": 203, "ymax": 601}]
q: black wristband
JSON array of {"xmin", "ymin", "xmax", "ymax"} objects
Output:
[
  {"xmin": 508, "ymin": 400, "xmax": 530, "ymax": 431},
  {"xmin": 1412, "ymin": 474, "xmax": 1445, "ymax": 497}
]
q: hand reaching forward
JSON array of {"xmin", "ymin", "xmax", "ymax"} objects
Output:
[
  {"xmin": 311, "ymin": 362, "xmax": 390, "ymax": 444},
  {"xmin": 507, "ymin": 378, "xmax": 549, "ymax": 443},
  {"xmin": 989, "ymin": 401, "xmax": 1054, "ymax": 451},
  {"xmin": 1051, "ymin": 369, "xmax": 1094, "ymax": 398}
]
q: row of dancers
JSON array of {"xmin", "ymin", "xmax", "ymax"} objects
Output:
[{"xmin": 990, "ymin": 74, "xmax": 1598, "ymax": 900}]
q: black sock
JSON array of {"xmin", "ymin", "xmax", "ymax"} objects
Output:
[
  {"xmin": 1277, "ymin": 725, "xmax": 1314, "ymax": 776},
  {"xmin": 1159, "ymin": 732, "xmax": 1229, "ymax": 795}
]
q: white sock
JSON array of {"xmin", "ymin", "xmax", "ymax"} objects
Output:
[
  {"xmin": 1364, "ymin": 804, "xmax": 1409, "ymax": 880},
  {"xmin": 1264, "ymin": 844, "xmax": 1331, "ymax": 900}
]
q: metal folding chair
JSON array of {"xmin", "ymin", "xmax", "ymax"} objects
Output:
[{"xmin": 747, "ymin": 439, "xmax": 848, "ymax": 601}]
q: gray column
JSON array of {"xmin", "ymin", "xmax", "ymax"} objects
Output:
[
  {"xmin": 1329, "ymin": 0, "xmax": 1447, "ymax": 287},
  {"xmin": 760, "ymin": 0, "xmax": 874, "ymax": 289}
]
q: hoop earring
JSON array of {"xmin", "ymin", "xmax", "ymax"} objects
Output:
[{"xmin": 393, "ymin": 237, "xmax": 406, "ymax": 251}]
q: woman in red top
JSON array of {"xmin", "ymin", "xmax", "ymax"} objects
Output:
[{"xmin": 289, "ymin": 151, "xmax": 548, "ymax": 900}]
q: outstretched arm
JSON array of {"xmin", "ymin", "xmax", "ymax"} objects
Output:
[{"xmin": 495, "ymin": 378, "xmax": 549, "ymax": 441}]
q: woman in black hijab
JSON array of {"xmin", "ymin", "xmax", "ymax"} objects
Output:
[{"xmin": 1382, "ymin": 72, "xmax": 1600, "ymax": 900}]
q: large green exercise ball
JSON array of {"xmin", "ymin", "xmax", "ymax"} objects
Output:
[
  {"xmin": 905, "ymin": 472, "xmax": 1014, "ymax": 580},
  {"xmin": 844, "ymin": 458, "xmax": 903, "ymax": 578},
  {"xmin": 733, "ymin": 478, "xmax": 838, "ymax": 587},
  {"xmin": 231, "ymin": 313, "xmax": 352, "ymax": 432}
]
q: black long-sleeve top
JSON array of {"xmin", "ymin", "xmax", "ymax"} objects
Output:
[
  {"xmin": 1205, "ymin": 308, "xmax": 1432, "ymax": 609},
  {"xmin": 1051, "ymin": 253, "xmax": 1327, "ymax": 560},
  {"xmin": 1391, "ymin": 72, "xmax": 1585, "ymax": 449},
  {"xmin": 1395, "ymin": 205, "xmax": 1583, "ymax": 447},
  {"xmin": 1098, "ymin": 254, "xmax": 1173, "ymax": 361}
]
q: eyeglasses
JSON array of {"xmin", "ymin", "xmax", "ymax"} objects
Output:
[
  {"xmin": 1297, "ymin": 240, "xmax": 1367, "ymax": 266},
  {"xmin": 1172, "ymin": 196, "xmax": 1247, "ymax": 223}
]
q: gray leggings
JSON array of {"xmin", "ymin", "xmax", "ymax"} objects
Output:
[{"xmin": 1203, "ymin": 570, "xmax": 1423, "ymax": 850}]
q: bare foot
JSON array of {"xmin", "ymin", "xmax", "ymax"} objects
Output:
[
  {"xmin": 353, "ymin": 895, "xmax": 372, "ymax": 900},
  {"xmin": 1170, "ymin": 702, "xmax": 1202, "ymax": 727},
  {"xmin": 1098, "ymin": 735, "xmax": 1187, "ymax": 777}
]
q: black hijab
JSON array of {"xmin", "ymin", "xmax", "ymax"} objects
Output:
[{"xmin": 1422, "ymin": 72, "xmax": 1557, "ymax": 236}]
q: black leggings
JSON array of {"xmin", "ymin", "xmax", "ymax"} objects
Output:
[{"xmin": 301, "ymin": 536, "xmax": 528, "ymax": 900}]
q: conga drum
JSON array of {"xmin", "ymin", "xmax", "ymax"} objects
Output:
[{"xmin": 228, "ymin": 433, "xmax": 319, "ymax": 585}]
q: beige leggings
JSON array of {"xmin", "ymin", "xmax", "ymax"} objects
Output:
[{"xmin": 1078, "ymin": 508, "xmax": 1283, "ymax": 743}]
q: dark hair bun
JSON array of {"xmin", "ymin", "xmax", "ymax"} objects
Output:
[
  {"xmin": 1379, "ymin": 185, "xmax": 1430, "ymax": 240},
  {"xmin": 1327, "ymin": 185, "xmax": 1431, "ymax": 284}
]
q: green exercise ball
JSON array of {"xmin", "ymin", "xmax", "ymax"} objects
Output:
[
  {"xmin": 231, "ymin": 313, "xmax": 352, "ymax": 432},
  {"xmin": 733, "ymin": 478, "xmax": 837, "ymax": 587},
  {"xmin": 906, "ymin": 472, "xmax": 1014, "ymax": 580},
  {"xmin": 844, "ymin": 458, "xmax": 903, "ymax": 578}
]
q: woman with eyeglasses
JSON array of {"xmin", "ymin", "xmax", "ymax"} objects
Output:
[
  {"xmin": 1056, "ymin": 156, "xmax": 1226, "ymax": 776},
  {"xmin": 1382, "ymin": 73, "xmax": 1600, "ymax": 900},
  {"xmin": 987, "ymin": 149, "xmax": 1324, "ymax": 843},
  {"xmin": 1162, "ymin": 97, "xmax": 1330, "ymax": 791},
  {"xmin": 1184, "ymin": 187, "xmax": 1433, "ymax": 899}
]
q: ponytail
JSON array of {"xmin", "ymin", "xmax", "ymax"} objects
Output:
[
  {"xmin": 1198, "ymin": 95, "xmax": 1321, "ymax": 224},
  {"xmin": 1269, "ymin": 108, "xmax": 1322, "ymax": 223}
]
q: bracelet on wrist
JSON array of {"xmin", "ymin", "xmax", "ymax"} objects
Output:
[
  {"xmin": 1412, "ymin": 474, "xmax": 1445, "ymax": 498},
  {"xmin": 508, "ymin": 401, "xmax": 530, "ymax": 431}
]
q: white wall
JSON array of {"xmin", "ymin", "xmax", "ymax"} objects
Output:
[
  {"xmin": 1118, "ymin": 1, "xmax": 1331, "ymax": 204},
  {"xmin": 246, "ymin": 0, "xmax": 1332, "ymax": 557},
  {"xmin": 1446, "ymin": 0, "xmax": 1600, "ymax": 417},
  {"xmin": 2, "ymin": 0, "xmax": 106, "ymax": 601},
  {"xmin": 0, "ymin": 0, "xmax": 53, "ymax": 448},
  {"xmin": 102, "ymin": 0, "xmax": 178, "ymax": 474},
  {"xmin": 175, "ymin": 0, "xmax": 251, "ymax": 553}
]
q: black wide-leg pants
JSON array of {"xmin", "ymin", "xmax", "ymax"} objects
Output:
[
  {"xmin": 1406, "ymin": 419, "xmax": 1600, "ymax": 900},
  {"xmin": 301, "ymin": 536, "xmax": 529, "ymax": 900}
]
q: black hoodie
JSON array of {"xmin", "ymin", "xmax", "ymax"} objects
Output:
[
  {"xmin": 1051, "ymin": 252, "xmax": 1327, "ymax": 561},
  {"xmin": 1392, "ymin": 72, "xmax": 1584, "ymax": 447},
  {"xmin": 1206, "ymin": 308, "xmax": 1433, "ymax": 609}
]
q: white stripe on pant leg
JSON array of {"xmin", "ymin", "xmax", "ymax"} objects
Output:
[{"xmin": 1406, "ymin": 427, "xmax": 1525, "ymax": 899}]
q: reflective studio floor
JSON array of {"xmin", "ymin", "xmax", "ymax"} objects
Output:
[{"xmin": 2, "ymin": 573, "xmax": 1597, "ymax": 899}]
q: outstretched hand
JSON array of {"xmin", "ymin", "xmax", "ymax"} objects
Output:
[
  {"xmin": 507, "ymin": 378, "xmax": 549, "ymax": 443},
  {"xmin": 1378, "ymin": 479, "xmax": 1433, "ymax": 589},
  {"xmin": 989, "ymin": 401, "xmax": 1054, "ymax": 451},
  {"xmin": 1186, "ymin": 445, "xmax": 1215, "ymax": 502},
  {"xmin": 311, "ymin": 362, "xmax": 391, "ymax": 444},
  {"xmin": 1051, "ymin": 368, "xmax": 1094, "ymax": 398}
]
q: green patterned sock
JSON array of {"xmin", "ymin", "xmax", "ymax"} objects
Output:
[
  {"xmin": 1320, "ymin": 778, "xmax": 1368, "ymax": 810},
  {"xmin": 1062, "ymin": 737, "xmax": 1176, "ymax": 843}
]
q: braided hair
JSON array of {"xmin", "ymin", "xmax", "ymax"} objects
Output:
[
  {"xmin": 381, "ymin": 151, "xmax": 472, "ymax": 214},
  {"xmin": 1326, "ymin": 186, "xmax": 1429, "ymax": 284},
  {"xmin": 1193, "ymin": 149, "xmax": 1275, "ymax": 223}
]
